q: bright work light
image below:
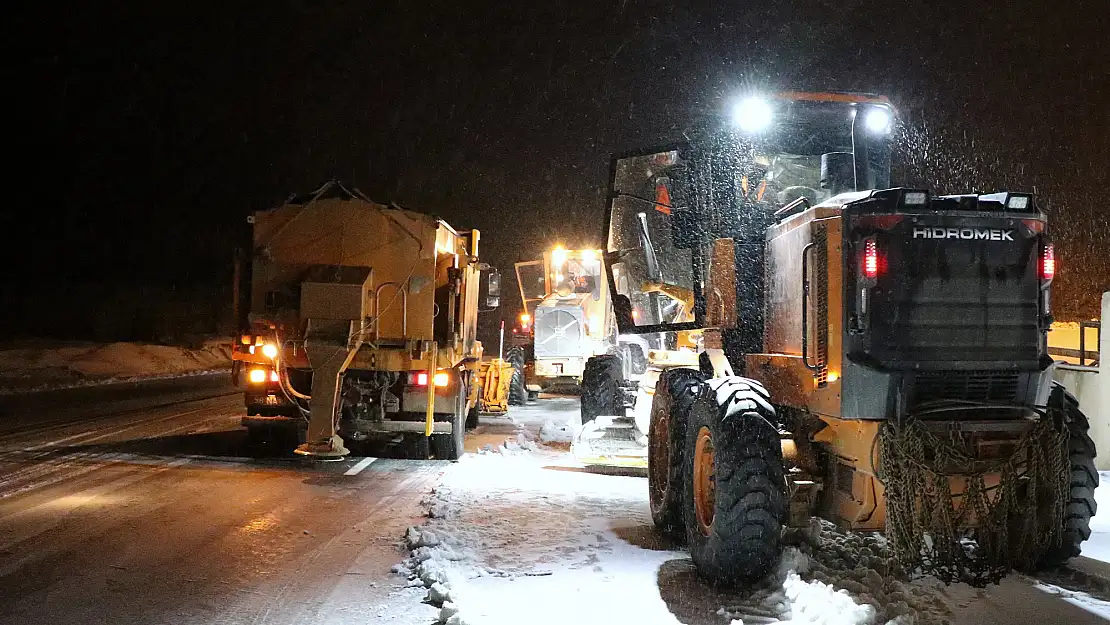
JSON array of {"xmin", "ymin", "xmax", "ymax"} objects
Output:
[
  {"xmin": 865, "ymin": 108, "xmax": 892, "ymax": 134},
  {"xmin": 551, "ymin": 245, "xmax": 568, "ymax": 267},
  {"xmin": 731, "ymin": 97, "xmax": 773, "ymax": 133}
]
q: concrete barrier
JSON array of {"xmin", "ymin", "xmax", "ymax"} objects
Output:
[{"xmin": 1054, "ymin": 292, "xmax": 1109, "ymax": 469}]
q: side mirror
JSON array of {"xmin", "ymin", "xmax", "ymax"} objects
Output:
[{"xmin": 484, "ymin": 269, "xmax": 502, "ymax": 309}]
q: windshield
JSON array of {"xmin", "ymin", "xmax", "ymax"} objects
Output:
[
  {"xmin": 606, "ymin": 149, "xmax": 697, "ymax": 329},
  {"xmin": 741, "ymin": 101, "xmax": 893, "ymax": 210},
  {"xmin": 516, "ymin": 261, "xmax": 546, "ymax": 301},
  {"xmin": 551, "ymin": 256, "xmax": 601, "ymax": 297}
]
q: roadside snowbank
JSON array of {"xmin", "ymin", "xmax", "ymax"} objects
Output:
[
  {"xmin": 0, "ymin": 340, "xmax": 232, "ymax": 394},
  {"xmin": 393, "ymin": 448, "xmax": 951, "ymax": 625}
]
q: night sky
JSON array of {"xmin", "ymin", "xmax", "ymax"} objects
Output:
[{"xmin": 9, "ymin": 0, "xmax": 1109, "ymax": 339}]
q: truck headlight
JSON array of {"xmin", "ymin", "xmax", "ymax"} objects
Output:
[
  {"xmin": 248, "ymin": 368, "xmax": 267, "ymax": 384},
  {"xmin": 261, "ymin": 343, "xmax": 278, "ymax": 359}
]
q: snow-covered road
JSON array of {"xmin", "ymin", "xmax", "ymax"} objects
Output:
[
  {"xmin": 398, "ymin": 397, "xmax": 1110, "ymax": 625},
  {"xmin": 1, "ymin": 381, "xmax": 1106, "ymax": 625}
]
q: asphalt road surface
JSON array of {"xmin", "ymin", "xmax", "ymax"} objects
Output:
[
  {"xmin": 0, "ymin": 376, "xmax": 441, "ymax": 625},
  {"xmin": 0, "ymin": 377, "xmax": 1106, "ymax": 625}
]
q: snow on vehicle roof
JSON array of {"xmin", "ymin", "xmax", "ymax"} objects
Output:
[{"xmin": 813, "ymin": 190, "xmax": 874, "ymax": 208}]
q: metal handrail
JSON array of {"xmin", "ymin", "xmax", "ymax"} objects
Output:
[
  {"xmin": 1048, "ymin": 320, "xmax": 1101, "ymax": 367},
  {"xmin": 1080, "ymin": 320, "xmax": 1101, "ymax": 366},
  {"xmin": 801, "ymin": 242, "xmax": 820, "ymax": 372},
  {"xmin": 774, "ymin": 196, "xmax": 812, "ymax": 220}
]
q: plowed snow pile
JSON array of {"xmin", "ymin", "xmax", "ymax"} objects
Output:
[
  {"xmin": 0, "ymin": 340, "xmax": 232, "ymax": 393},
  {"xmin": 393, "ymin": 446, "xmax": 953, "ymax": 625}
]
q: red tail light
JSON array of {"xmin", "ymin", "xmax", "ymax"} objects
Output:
[
  {"xmin": 411, "ymin": 371, "xmax": 449, "ymax": 387},
  {"xmin": 863, "ymin": 238, "xmax": 880, "ymax": 280},
  {"xmin": 1041, "ymin": 243, "xmax": 1055, "ymax": 280}
]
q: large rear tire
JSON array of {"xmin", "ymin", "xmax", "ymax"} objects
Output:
[
  {"xmin": 683, "ymin": 377, "xmax": 785, "ymax": 584},
  {"xmin": 580, "ymin": 354, "xmax": 624, "ymax": 426},
  {"xmin": 1038, "ymin": 383, "xmax": 1098, "ymax": 567},
  {"xmin": 506, "ymin": 347, "xmax": 528, "ymax": 406},
  {"xmin": 649, "ymin": 368, "xmax": 703, "ymax": 539}
]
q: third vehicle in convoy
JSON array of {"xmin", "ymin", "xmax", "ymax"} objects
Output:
[{"xmin": 513, "ymin": 245, "xmax": 649, "ymax": 421}]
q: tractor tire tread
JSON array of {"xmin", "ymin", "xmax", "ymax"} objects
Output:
[
  {"xmin": 580, "ymin": 354, "xmax": 624, "ymax": 426},
  {"xmin": 506, "ymin": 347, "xmax": 528, "ymax": 406},
  {"xmin": 1038, "ymin": 383, "xmax": 1098, "ymax": 568},
  {"xmin": 649, "ymin": 368, "xmax": 704, "ymax": 539},
  {"xmin": 685, "ymin": 377, "xmax": 785, "ymax": 585}
]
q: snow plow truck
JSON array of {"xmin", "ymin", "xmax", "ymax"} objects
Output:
[
  {"xmin": 583, "ymin": 91, "xmax": 1096, "ymax": 585},
  {"xmin": 512, "ymin": 245, "xmax": 650, "ymax": 407},
  {"xmin": 231, "ymin": 181, "xmax": 502, "ymax": 459}
]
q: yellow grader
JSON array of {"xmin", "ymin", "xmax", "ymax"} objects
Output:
[
  {"xmin": 231, "ymin": 181, "xmax": 503, "ymax": 459},
  {"xmin": 587, "ymin": 92, "xmax": 1097, "ymax": 585},
  {"xmin": 513, "ymin": 245, "xmax": 652, "ymax": 412}
]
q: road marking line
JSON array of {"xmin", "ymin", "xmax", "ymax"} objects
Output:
[{"xmin": 344, "ymin": 457, "xmax": 377, "ymax": 476}]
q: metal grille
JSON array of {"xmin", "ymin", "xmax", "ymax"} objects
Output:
[
  {"xmin": 813, "ymin": 227, "xmax": 829, "ymax": 385},
  {"xmin": 533, "ymin": 308, "xmax": 586, "ymax": 358},
  {"xmin": 910, "ymin": 370, "xmax": 1021, "ymax": 406}
]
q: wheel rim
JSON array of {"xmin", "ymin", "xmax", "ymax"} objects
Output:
[
  {"xmin": 693, "ymin": 425, "xmax": 715, "ymax": 537},
  {"xmin": 648, "ymin": 398, "xmax": 671, "ymax": 505}
]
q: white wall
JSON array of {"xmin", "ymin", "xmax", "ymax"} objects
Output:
[{"xmin": 1054, "ymin": 292, "xmax": 1109, "ymax": 469}]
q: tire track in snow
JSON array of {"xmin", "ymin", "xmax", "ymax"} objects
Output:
[
  {"xmin": 0, "ymin": 389, "xmax": 239, "ymax": 441},
  {"xmin": 0, "ymin": 405, "xmax": 238, "ymax": 501}
]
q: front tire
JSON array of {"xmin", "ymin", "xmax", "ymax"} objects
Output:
[
  {"xmin": 683, "ymin": 377, "xmax": 785, "ymax": 584},
  {"xmin": 649, "ymin": 368, "xmax": 703, "ymax": 539},
  {"xmin": 506, "ymin": 347, "xmax": 528, "ymax": 406},
  {"xmin": 580, "ymin": 354, "xmax": 624, "ymax": 426},
  {"xmin": 1038, "ymin": 383, "xmax": 1098, "ymax": 567}
]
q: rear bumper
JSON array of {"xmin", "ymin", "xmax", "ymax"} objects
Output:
[
  {"xmin": 535, "ymin": 357, "xmax": 586, "ymax": 379},
  {"xmin": 241, "ymin": 414, "xmax": 454, "ymax": 435},
  {"xmin": 242, "ymin": 414, "xmax": 301, "ymax": 429},
  {"xmin": 840, "ymin": 360, "xmax": 1055, "ymax": 419}
]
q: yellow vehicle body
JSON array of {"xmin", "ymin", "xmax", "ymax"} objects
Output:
[
  {"xmin": 515, "ymin": 247, "xmax": 614, "ymax": 382},
  {"xmin": 471, "ymin": 359, "xmax": 515, "ymax": 416},
  {"xmin": 231, "ymin": 181, "xmax": 495, "ymax": 458}
]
